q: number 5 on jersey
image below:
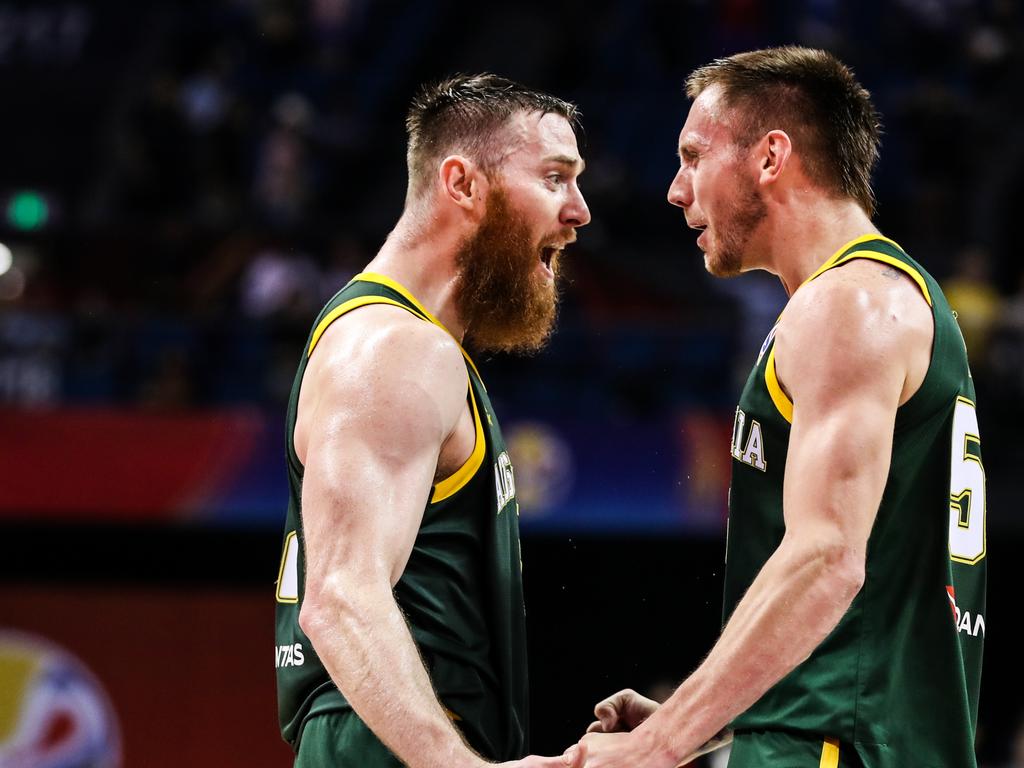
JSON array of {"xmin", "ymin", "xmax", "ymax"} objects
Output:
[{"xmin": 949, "ymin": 397, "xmax": 985, "ymax": 565}]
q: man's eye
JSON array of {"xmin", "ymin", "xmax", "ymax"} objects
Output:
[{"xmin": 546, "ymin": 174, "xmax": 563, "ymax": 184}]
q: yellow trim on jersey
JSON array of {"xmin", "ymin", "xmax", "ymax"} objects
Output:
[
  {"xmin": 802, "ymin": 233, "xmax": 905, "ymax": 288},
  {"xmin": 764, "ymin": 344, "xmax": 794, "ymax": 424},
  {"xmin": 820, "ymin": 738, "xmax": 840, "ymax": 768},
  {"xmin": 276, "ymin": 531, "xmax": 299, "ymax": 604},
  {"xmin": 830, "ymin": 250, "xmax": 933, "ymax": 306},
  {"xmin": 308, "ymin": 296, "xmax": 418, "ymax": 357},
  {"xmin": 431, "ymin": 381, "xmax": 486, "ymax": 503},
  {"xmin": 355, "ymin": 272, "xmax": 438, "ymax": 323},
  {"xmin": 353, "ymin": 272, "xmax": 484, "ymax": 383}
]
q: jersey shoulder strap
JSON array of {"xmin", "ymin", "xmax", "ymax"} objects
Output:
[
  {"xmin": 307, "ymin": 273, "xmax": 431, "ymax": 357},
  {"xmin": 805, "ymin": 234, "xmax": 933, "ymax": 307}
]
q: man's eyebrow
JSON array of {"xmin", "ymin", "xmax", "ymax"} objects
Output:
[
  {"xmin": 543, "ymin": 154, "xmax": 586, "ymax": 173},
  {"xmin": 678, "ymin": 135, "xmax": 709, "ymax": 157}
]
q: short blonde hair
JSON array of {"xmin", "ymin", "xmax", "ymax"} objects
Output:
[{"xmin": 687, "ymin": 46, "xmax": 881, "ymax": 216}]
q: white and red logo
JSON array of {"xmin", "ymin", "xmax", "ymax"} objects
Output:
[
  {"xmin": 946, "ymin": 586, "xmax": 985, "ymax": 638},
  {"xmin": 0, "ymin": 630, "xmax": 122, "ymax": 767}
]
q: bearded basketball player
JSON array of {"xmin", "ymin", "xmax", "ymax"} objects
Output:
[{"xmin": 274, "ymin": 74, "xmax": 590, "ymax": 768}]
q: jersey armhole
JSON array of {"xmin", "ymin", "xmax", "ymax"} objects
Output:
[
  {"xmin": 431, "ymin": 381, "xmax": 486, "ymax": 503},
  {"xmin": 764, "ymin": 344, "xmax": 794, "ymax": 424}
]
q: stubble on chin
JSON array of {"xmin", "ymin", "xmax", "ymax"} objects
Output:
[{"xmin": 704, "ymin": 184, "xmax": 766, "ymax": 279}]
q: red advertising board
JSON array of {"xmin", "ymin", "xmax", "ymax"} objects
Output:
[{"xmin": 1, "ymin": 586, "xmax": 293, "ymax": 766}]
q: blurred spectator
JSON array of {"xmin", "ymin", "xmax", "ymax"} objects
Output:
[
  {"xmin": 0, "ymin": 308, "xmax": 67, "ymax": 406},
  {"xmin": 239, "ymin": 246, "xmax": 321, "ymax": 322},
  {"xmin": 944, "ymin": 247, "xmax": 1003, "ymax": 367},
  {"xmin": 251, "ymin": 93, "xmax": 316, "ymax": 228}
]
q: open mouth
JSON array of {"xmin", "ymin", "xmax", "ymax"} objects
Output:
[
  {"xmin": 540, "ymin": 246, "xmax": 561, "ymax": 269},
  {"xmin": 689, "ymin": 223, "xmax": 708, "ymax": 249}
]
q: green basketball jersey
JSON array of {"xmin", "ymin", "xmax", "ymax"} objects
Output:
[
  {"xmin": 724, "ymin": 235, "xmax": 985, "ymax": 767},
  {"xmin": 274, "ymin": 273, "xmax": 529, "ymax": 761}
]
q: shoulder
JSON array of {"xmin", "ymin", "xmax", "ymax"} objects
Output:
[
  {"xmin": 311, "ymin": 304, "xmax": 465, "ymax": 387},
  {"xmin": 781, "ymin": 258, "xmax": 930, "ymax": 352},
  {"xmin": 776, "ymin": 258, "xmax": 931, "ymax": 402},
  {"xmin": 302, "ymin": 304, "xmax": 468, "ymax": 434}
]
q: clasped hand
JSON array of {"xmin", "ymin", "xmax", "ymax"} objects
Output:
[{"xmin": 573, "ymin": 688, "xmax": 676, "ymax": 768}]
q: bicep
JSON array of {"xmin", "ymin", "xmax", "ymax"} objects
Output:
[
  {"xmin": 783, "ymin": 387, "xmax": 897, "ymax": 549},
  {"xmin": 300, "ymin": 321, "xmax": 467, "ymax": 589},
  {"xmin": 777, "ymin": 282, "xmax": 908, "ymax": 549},
  {"xmin": 301, "ymin": 397, "xmax": 441, "ymax": 589}
]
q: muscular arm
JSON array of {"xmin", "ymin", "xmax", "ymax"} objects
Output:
[
  {"xmin": 585, "ymin": 263, "xmax": 930, "ymax": 767},
  {"xmin": 295, "ymin": 307, "xmax": 485, "ymax": 768}
]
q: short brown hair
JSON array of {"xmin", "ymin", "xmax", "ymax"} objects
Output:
[
  {"xmin": 686, "ymin": 46, "xmax": 881, "ymax": 216},
  {"xmin": 405, "ymin": 73, "xmax": 580, "ymax": 197}
]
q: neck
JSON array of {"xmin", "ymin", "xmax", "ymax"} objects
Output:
[
  {"xmin": 362, "ymin": 209, "xmax": 467, "ymax": 339},
  {"xmin": 757, "ymin": 195, "xmax": 879, "ymax": 297}
]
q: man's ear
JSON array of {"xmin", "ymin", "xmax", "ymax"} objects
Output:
[
  {"xmin": 439, "ymin": 155, "xmax": 482, "ymax": 211},
  {"xmin": 758, "ymin": 129, "xmax": 793, "ymax": 186}
]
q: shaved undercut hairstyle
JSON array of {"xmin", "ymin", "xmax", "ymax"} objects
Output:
[
  {"xmin": 686, "ymin": 46, "xmax": 882, "ymax": 216},
  {"xmin": 405, "ymin": 73, "xmax": 580, "ymax": 199}
]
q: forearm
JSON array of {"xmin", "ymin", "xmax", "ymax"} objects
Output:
[
  {"xmin": 678, "ymin": 729, "xmax": 733, "ymax": 766},
  {"xmin": 638, "ymin": 541, "xmax": 862, "ymax": 762},
  {"xmin": 302, "ymin": 581, "xmax": 483, "ymax": 768}
]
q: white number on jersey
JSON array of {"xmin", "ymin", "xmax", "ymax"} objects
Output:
[
  {"xmin": 276, "ymin": 531, "xmax": 300, "ymax": 603},
  {"xmin": 949, "ymin": 398, "xmax": 986, "ymax": 564}
]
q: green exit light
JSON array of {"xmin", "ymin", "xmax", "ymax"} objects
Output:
[{"xmin": 7, "ymin": 191, "xmax": 49, "ymax": 231}]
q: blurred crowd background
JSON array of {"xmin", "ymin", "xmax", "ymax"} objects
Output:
[{"xmin": 2, "ymin": 0, "xmax": 1024, "ymax": 766}]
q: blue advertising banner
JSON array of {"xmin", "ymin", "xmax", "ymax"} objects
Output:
[{"xmin": 0, "ymin": 408, "xmax": 732, "ymax": 533}]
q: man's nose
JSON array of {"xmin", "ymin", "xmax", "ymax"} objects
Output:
[
  {"xmin": 667, "ymin": 167, "xmax": 692, "ymax": 209},
  {"xmin": 563, "ymin": 187, "xmax": 591, "ymax": 228}
]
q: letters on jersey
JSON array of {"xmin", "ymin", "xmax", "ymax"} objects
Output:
[
  {"xmin": 494, "ymin": 451, "xmax": 516, "ymax": 513},
  {"xmin": 275, "ymin": 643, "xmax": 305, "ymax": 668},
  {"xmin": 731, "ymin": 408, "xmax": 767, "ymax": 472},
  {"xmin": 947, "ymin": 586, "xmax": 986, "ymax": 638}
]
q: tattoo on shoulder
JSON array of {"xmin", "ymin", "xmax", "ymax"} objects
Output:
[{"xmin": 880, "ymin": 265, "xmax": 903, "ymax": 281}]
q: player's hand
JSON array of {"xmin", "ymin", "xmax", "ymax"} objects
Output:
[
  {"xmin": 498, "ymin": 743, "xmax": 586, "ymax": 768},
  {"xmin": 576, "ymin": 730, "xmax": 676, "ymax": 768},
  {"xmin": 585, "ymin": 689, "xmax": 659, "ymax": 733}
]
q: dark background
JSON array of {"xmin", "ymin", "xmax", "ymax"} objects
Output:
[{"xmin": 2, "ymin": 0, "xmax": 1022, "ymax": 765}]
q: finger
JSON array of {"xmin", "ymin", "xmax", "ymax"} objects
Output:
[
  {"xmin": 593, "ymin": 688, "xmax": 633, "ymax": 716},
  {"xmin": 563, "ymin": 742, "xmax": 586, "ymax": 768},
  {"xmin": 585, "ymin": 719, "xmax": 605, "ymax": 734},
  {"xmin": 594, "ymin": 703, "xmax": 618, "ymax": 731},
  {"xmin": 520, "ymin": 746, "xmax": 585, "ymax": 768}
]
